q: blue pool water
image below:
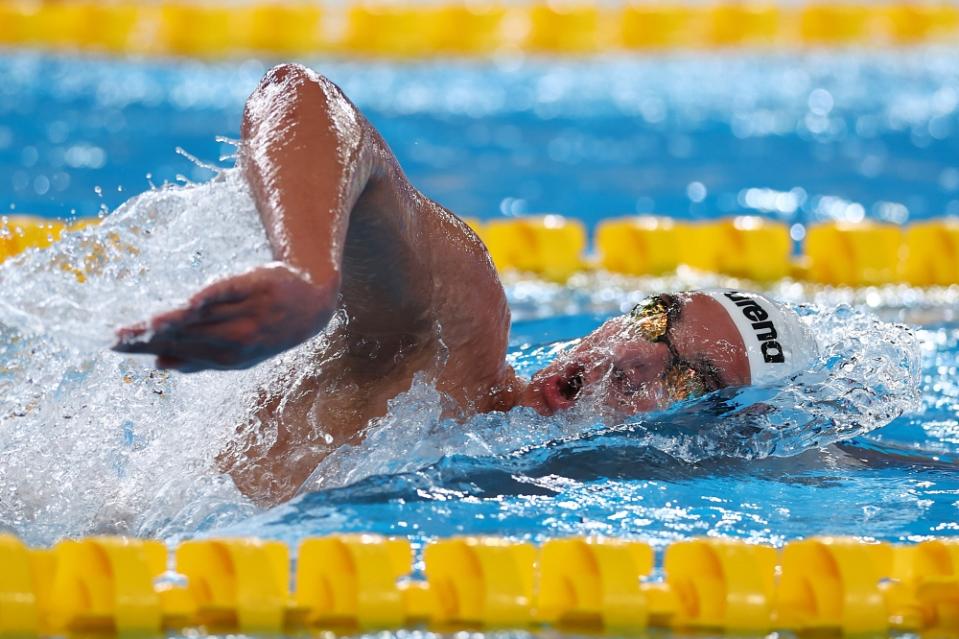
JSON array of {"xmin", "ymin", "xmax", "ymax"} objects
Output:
[
  {"xmin": 0, "ymin": 48, "xmax": 958, "ymax": 551},
  {"xmin": 5, "ymin": 49, "xmax": 959, "ymax": 228}
]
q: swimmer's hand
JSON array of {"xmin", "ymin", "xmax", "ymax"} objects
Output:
[{"xmin": 112, "ymin": 262, "xmax": 337, "ymax": 372}]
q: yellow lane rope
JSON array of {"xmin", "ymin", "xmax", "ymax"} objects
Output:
[
  {"xmin": 5, "ymin": 213, "xmax": 959, "ymax": 286},
  {"xmin": 477, "ymin": 214, "xmax": 959, "ymax": 285},
  {"xmin": 0, "ymin": 534, "xmax": 956, "ymax": 635},
  {"xmin": 0, "ymin": 1, "xmax": 957, "ymax": 58}
]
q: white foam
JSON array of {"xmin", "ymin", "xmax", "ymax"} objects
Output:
[
  {"xmin": 0, "ymin": 171, "xmax": 923, "ymax": 544},
  {"xmin": 0, "ymin": 169, "xmax": 280, "ymax": 543}
]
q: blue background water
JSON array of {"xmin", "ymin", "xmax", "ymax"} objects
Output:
[
  {"xmin": 1, "ymin": 49, "xmax": 958, "ymax": 547},
  {"xmin": 4, "ymin": 50, "xmax": 959, "ymax": 229},
  {"xmin": 217, "ymin": 312, "xmax": 957, "ymax": 548}
]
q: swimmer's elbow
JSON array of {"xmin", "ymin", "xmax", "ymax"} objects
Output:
[
  {"xmin": 243, "ymin": 64, "xmax": 373, "ymax": 186},
  {"xmin": 242, "ymin": 63, "xmax": 306, "ymax": 139},
  {"xmin": 262, "ymin": 62, "xmax": 308, "ymax": 86},
  {"xmin": 255, "ymin": 63, "xmax": 330, "ymax": 102},
  {"xmin": 243, "ymin": 64, "xmax": 362, "ymax": 146}
]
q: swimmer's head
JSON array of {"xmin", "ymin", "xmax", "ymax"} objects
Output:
[{"xmin": 519, "ymin": 289, "xmax": 818, "ymax": 417}]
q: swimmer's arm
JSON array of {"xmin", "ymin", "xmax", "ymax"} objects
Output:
[
  {"xmin": 114, "ymin": 64, "xmax": 396, "ymax": 371},
  {"xmin": 240, "ymin": 63, "xmax": 374, "ymax": 290}
]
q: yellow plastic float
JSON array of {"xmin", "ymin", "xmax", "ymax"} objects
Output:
[
  {"xmin": 423, "ymin": 537, "xmax": 536, "ymax": 627},
  {"xmin": 0, "ymin": 535, "xmax": 41, "ymax": 636},
  {"xmin": 888, "ymin": 540, "xmax": 959, "ymax": 632},
  {"xmin": 174, "ymin": 538, "xmax": 292, "ymax": 632},
  {"xmin": 777, "ymin": 537, "xmax": 892, "ymax": 634},
  {"xmin": 880, "ymin": 3, "xmax": 959, "ymax": 44},
  {"xmin": 620, "ymin": 4, "xmax": 694, "ymax": 49},
  {"xmin": 0, "ymin": 0, "xmax": 958, "ymax": 57},
  {"xmin": 432, "ymin": 5, "xmax": 508, "ymax": 55},
  {"xmin": 45, "ymin": 537, "xmax": 167, "ymax": 634},
  {"xmin": 805, "ymin": 220, "xmax": 903, "ymax": 286},
  {"xmin": 901, "ymin": 218, "xmax": 959, "ymax": 286},
  {"xmin": 705, "ymin": 3, "xmax": 781, "ymax": 47},
  {"xmin": 482, "ymin": 215, "xmax": 587, "ymax": 281},
  {"xmin": 0, "ymin": 216, "xmax": 66, "ymax": 261},
  {"xmin": 594, "ymin": 216, "xmax": 791, "ymax": 282},
  {"xmin": 294, "ymin": 534, "xmax": 411, "ymax": 628},
  {"xmin": 664, "ymin": 538, "xmax": 777, "ymax": 631},
  {"xmin": 712, "ymin": 216, "xmax": 792, "ymax": 282},
  {"xmin": 798, "ymin": 3, "xmax": 875, "ymax": 45},
  {"xmin": 237, "ymin": 4, "xmax": 324, "ymax": 56},
  {"xmin": 525, "ymin": 4, "xmax": 603, "ymax": 54},
  {"xmin": 537, "ymin": 537, "xmax": 656, "ymax": 630},
  {"xmin": 596, "ymin": 216, "xmax": 681, "ymax": 276},
  {"xmin": 2, "ymin": 534, "xmax": 959, "ymax": 635},
  {"xmin": 13, "ymin": 212, "xmax": 959, "ymax": 287},
  {"xmin": 158, "ymin": 3, "xmax": 237, "ymax": 57},
  {"xmin": 341, "ymin": 5, "xmax": 426, "ymax": 57}
]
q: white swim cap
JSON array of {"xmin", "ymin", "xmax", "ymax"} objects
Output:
[{"xmin": 702, "ymin": 289, "xmax": 818, "ymax": 386}]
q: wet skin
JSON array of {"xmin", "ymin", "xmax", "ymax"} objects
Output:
[
  {"xmin": 114, "ymin": 64, "xmax": 750, "ymax": 504},
  {"xmin": 520, "ymin": 295, "xmax": 751, "ymax": 418}
]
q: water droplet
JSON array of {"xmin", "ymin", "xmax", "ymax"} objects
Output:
[{"xmin": 686, "ymin": 181, "xmax": 707, "ymax": 203}]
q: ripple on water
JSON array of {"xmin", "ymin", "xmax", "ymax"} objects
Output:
[{"xmin": 0, "ymin": 171, "xmax": 942, "ymax": 546}]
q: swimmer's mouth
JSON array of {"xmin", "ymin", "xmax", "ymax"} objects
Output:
[
  {"xmin": 558, "ymin": 364, "xmax": 584, "ymax": 400},
  {"xmin": 540, "ymin": 363, "xmax": 585, "ymax": 414}
]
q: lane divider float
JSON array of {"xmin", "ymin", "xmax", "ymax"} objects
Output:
[
  {"xmin": 469, "ymin": 214, "xmax": 959, "ymax": 286},
  {"xmin": 1, "ymin": 534, "xmax": 958, "ymax": 635},
  {"xmin": 0, "ymin": 1, "xmax": 957, "ymax": 58},
  {"xmin": 7, "ymin": 213, "xmax": 959, "ymax": 287}
]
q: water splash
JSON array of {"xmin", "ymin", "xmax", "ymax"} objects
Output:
[
  {"xmin": 298, "ymin": 304, "xmax": 921, "ymax": 495},
  {"xmin": 0, "ymin": 171, "xmax": 922, "ymax": 545},
  {"xmin": 0, "ymin": 169, "xmax": 276, "ymax": 544}
]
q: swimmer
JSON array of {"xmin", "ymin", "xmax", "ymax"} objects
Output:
[{"xmin": 113, "ymin": 64, "xmax": 817, "ymax": 503}]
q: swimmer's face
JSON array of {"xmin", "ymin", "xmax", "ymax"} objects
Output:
[{"xmin": 520, "ymin": 292, "xmax": 751, "ymax": 418}]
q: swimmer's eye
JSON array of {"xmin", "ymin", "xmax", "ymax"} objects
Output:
[
  {"xmin": 665, "ymin": 365, "xmax": 706, "ymax": 401},
  {"xmin": 665, "ymin": 361, "xmax": 724, "ymax": 401},
  {"xmin": 695, "ymin": 360, "xmax": 725, "ymax": 393}
]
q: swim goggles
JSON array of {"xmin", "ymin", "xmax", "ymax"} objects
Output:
[{"xmin": 628, "ymin": 294, "xmax": 722, "ymax": 401}]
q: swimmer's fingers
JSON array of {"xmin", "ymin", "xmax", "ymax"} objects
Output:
[
  {"xmin": 112, "ymin": 295, "xmax": 250, "ymax": 353},
  {"xmin": 155, "ymin": 277, "xmax": 306, "ymax": 343},
  {"xmin": 120, "ymin": 319, "xmax": 268, "ymax": 370},
  {"xmin": 112, "ymin": 309, "xmax": 191, "ymax": 354},
  {"xmin": 148, "ymin": 307, "xmax": 196, "ymax": 333},
  {"xmin": 149, "ymin": 278, "xmax": 264, "ymax": 335},
  {"xmin": 112, "ymin": 264, "xmax": 333, "ymax": 370},
  {"xmin": 159, "ymin": 317, "xmax": 263, "ymax": 354},
  {"xmin": 137, "ymin": 340, "xmax": 252, "ymax": 372},
  {"xmin": 155, "ymin": 355, "xmax": 205, "ymax": 373},
  {"xmin": 113, "ymin": 322, "xmax": 150, "ymax": 349},
  {"xmin": 187, "ymin": 277, "xmax": 252, "ymax": 310},
  {"xmin": 156, "ymin": 299, "xmax": 251, "ymax": 334},
  {"xmin": 156, "ymin": 355, "xmax": 225, "ymax": 374}
]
